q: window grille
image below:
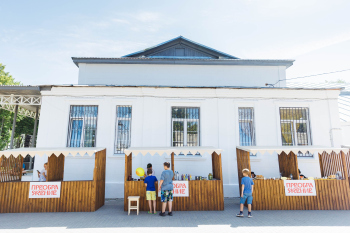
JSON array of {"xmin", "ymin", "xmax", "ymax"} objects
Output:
[
  {"xmin": 67, "ymin": 105, "xmax": 98, "ymax": 147},
  {"xmin": 279, "ymin": 107, "xmax": 311, "ymax": 146},
  {"xmin": 238, "ymin": 107, "xmax": 256, "ymax": 146},
  {"xmin": 115, "ymin": 106, "xmax": 132, "ymax": 154},
  {"xmin": 172, "ymin": 107, "xmax": 200, "ymax": 147}
]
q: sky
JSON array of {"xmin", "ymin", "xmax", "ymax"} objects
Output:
[{"xmin": 1, "ymin": 0, "xmax": 350, "ymax": 85}]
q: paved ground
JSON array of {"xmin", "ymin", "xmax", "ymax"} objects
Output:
[{"xmin": 1, "ymin": 198, "xmax": 350, "ymax": 233}]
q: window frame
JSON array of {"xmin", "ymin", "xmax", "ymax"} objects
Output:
[
  {"xmin": 66, "ymin": 105, "xmax": 98, "ymax": 148},
  {"xmin": 279, "ymin": 107, "xmax": 312, "ymax": 146},
  {"xmin": 238, "ymin": 107, "xmax": 256, "ymax": 146},
  {"xmin": 171, "ymin": 106, "xmax": 200, "ymax": 147},
  {"xmin": 114, "ymin": 105, "xmax": 133, "ymax": 154}
]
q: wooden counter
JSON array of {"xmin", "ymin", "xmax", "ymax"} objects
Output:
[
  {"xmin": 124, "ymin": 180, "xmax": 224, "ymax": 211},
  {"xmin": 252, "ymin": 179, "xmax": 350, "ymax": 210}
]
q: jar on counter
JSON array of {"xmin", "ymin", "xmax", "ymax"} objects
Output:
[{"xmin": 208, "ymin": 173, "xmax": 213, "ymax": 180}]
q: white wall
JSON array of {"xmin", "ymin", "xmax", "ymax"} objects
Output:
[
  {"xmin": 78, "ymin": 64, "xmax": 287, "ymax": 87},
  {"xmin": 341, "ymin": 122, "xmax": 350, "ymax": 145},
  {"xmin": 36, "ymin": 86, "xmax": 341, "ymax": 198}
]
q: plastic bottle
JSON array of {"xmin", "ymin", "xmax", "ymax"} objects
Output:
[{"xmin": 290, "ymin": 173, "xmax": 293, "ymax": 180}]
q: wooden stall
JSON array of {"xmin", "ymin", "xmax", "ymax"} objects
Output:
[
  {"xmin": 0, "ymin": 147, "xmax": 106, "ymax": 213},
  {"xmin": 236, "ymin": 146, "xmax": 350, "ymax": 210},
  {"xmin": 124, "ymin": 147, "xmax": 224, "ymax": 211}
]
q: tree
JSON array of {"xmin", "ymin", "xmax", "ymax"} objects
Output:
[
  {"xmin": 0, "ymin": 63, "xmax": 29, "ymax": 150},
  {"xmin": 0, "ymin": 64, "xmax": 21, "ymax": 85}
]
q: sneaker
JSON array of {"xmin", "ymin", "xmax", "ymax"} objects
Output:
[
  {"xmin": 159, "ymin": 212, "xmax": 166, "ymax": 217},
  {"xmin": 236, "ymin": 213, "xmax": 244, "ymax": 217},
  {"xmin": 248, "ymin": 213, "xmax": 253, "ymax": 218},
  {"xmin": 168, "ymin": 212, "xmax": 173, "ymax": 216}
]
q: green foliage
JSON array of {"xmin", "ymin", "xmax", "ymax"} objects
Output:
[
  {"xmin": 0, "ymin": 63, "xmax": 21, "ymax": 85},
  {"xmin": 0, "ymin": 63, "xmax": 34, "ymax": 150},
  {"xmin": 0, "ymin": 110, "xmax": 13, "ymax": 149},
  {"xmin": 15, "ymin": 115, "xmax": 35, "ymax": 137}
]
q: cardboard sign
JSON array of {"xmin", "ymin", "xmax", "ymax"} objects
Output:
[
  {"xmin": 283, "ymin": 180, "xmax": 316, "ymax": 196},
  {"xmin": 29, "ymin": 182, "xmax": 61, "ymax": 198},
  {"xmin": 158, "ymin": 181, "xmax": 189, "ymax": 197},
  {"xmin": 172, "ymin": 181, "xmax": 189, "ymax": 197}
]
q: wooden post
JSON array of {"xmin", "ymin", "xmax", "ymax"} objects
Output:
[
  {"xmin": 47, "ymin": 153, "xmax": 65, "ymax": 181},
  {"xmin": 124, "ymin": 152, "xmax": 132, "ymax": 211},
  {"xmin": 319, "ymin": 153, "xmax": 324, "ymax": 177},
  {"xmin": 171, "ymin": 152, "xmax": 175, "ymax": 180},
  {"xmin": 341, "ymin": 150, "xmax": 349, "ymax": 182},
  {"xmin": 19, "ymin": 155, "xmax": 23, "ymax": 181}
]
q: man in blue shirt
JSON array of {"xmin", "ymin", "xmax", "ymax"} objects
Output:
[
  {"xmin": 237, "ymin": 168, "xmax": 254, "ymax": 218},
  {"xmin": 144, "ymin": 169, "xmax": 158, "ymax": 214},
  {"xmin": 158, "ymin": 162, "xmax": 174, "ymax": 216}
]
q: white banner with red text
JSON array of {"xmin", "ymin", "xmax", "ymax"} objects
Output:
[
  {"xmin": 158, "ymin": 181, "xmax": 189, "ymax": 197},
  {"xmin": 172, "ymin": 181, "xmax": 189, "ymax": 197},
  {"xmin": 29, "ymin": 182, "xmax": 61, "ymax": 198},
  {"xmin": 283, "ymin": 180, "xmax": 316, "ymax": 196}
]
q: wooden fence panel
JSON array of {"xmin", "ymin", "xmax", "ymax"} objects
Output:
[
  {"xmin": 236, "ymin": 149, "xmax": 251, "ymax": 195},
  {"xmin": 319, "ymin": 152, "xmax": 346, "ymax": 179},
  {"xmin": 0, "ymin": 155, "xmax": 23, "ymax": 182},
  {"xmin": 47, "ymin": 154, "xmax": 65, "ymax": 181},
  {"xmin": 278, "ymin": 151, "xmax": 299, "ymax": 179},
  {"xmin": 0, "ymin": 181, "xmax": 96, "ymax": 213},
  {"xmin": 94, "ymin": 149, "xmax": 106, "ymax": 211},
  {"xmin": 252, "ymin": 179, "xmax": 350, "ymax": 210}
]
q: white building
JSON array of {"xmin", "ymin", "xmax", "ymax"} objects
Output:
[{"xmin": 1, "ymin": 36, "xmax": 344, "ymax": 198}]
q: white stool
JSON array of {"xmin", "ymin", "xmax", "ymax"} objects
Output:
[{"xmin": 128, "ymin": 196, "xmax": 140, "ymax": 215}]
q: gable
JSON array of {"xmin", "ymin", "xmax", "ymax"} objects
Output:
[
  {"xmin": 123, "ymin": 36, "xmax": 238, "ymax": 59},
  {"xmin": 149, "ymin": 43, "xmax": 216, "ymax": 58}
]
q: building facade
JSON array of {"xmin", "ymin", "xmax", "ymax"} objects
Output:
[{"xmin": 32, "ymin": 37, "xmax": 343, "ymax": 198}]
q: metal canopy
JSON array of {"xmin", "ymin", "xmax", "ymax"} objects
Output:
[
  {"xmin": 236, "ymin": 146, "xmax": 345, "ymax": 155},
  {"xmin": 0, "ymin": 147, "xmax": 106, "ymax": 158},
  {"xmin": 124, "ymin": 146, "xmax": 223, "ymax": 156},
  {"xmin": 0, "ymin": 86, "xmax": 42, "ymax": 118}
]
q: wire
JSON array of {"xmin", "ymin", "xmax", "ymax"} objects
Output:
[{"xmin": 268, "ymin": 68, "xmax": 350, "ymax": 87}]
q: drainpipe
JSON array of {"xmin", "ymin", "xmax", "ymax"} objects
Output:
[
  {"xmin": 9, "ymin": 105, "xmax": 18, "ymax": 149},
  {"xmin": 329, "ymin": 128, "xmax": 342, "ymax": 147}
]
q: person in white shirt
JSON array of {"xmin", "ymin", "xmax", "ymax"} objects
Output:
[
  {"xmin": 145, "ymin": 163, "xmax": 155, "ymax": 177},
  {"xmin": 38, "ymin": 163, "xmax": 48, "ymax": 182}
]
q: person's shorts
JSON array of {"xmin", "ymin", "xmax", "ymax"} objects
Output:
[
  {"xmin": 240, "ymin": 193, "xmax": 253, "ymax": 205},
  {"xmin": 161, "ymin": 190, "xmax": 173, "ymax": 203},
  {"xmin": 146, "ymin": 191, "xmax": 156, "ymax": 201}
]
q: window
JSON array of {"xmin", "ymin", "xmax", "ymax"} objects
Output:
[
  {"xmin": 115, "ymin": 106, "xmax": 132, "ymax": 154},
  {"xmin": 172, "ymin": 107, "xmax": 200, "ymax": 147},
  {"xmin": 280, "ymin": 107, "xmax": 311, "ymax": 146},
  {"xmin": 238, "ymin": 107, "xmax": 256, "ymax": 146},
  {"xmin": 67, "ymin": 105, "xmax": 98, "ymax": 147}
]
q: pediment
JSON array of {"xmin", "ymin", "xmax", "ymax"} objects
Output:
[{"xmin": 123, "ymin": 36, "xmax": 238, "ymax": 59}]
